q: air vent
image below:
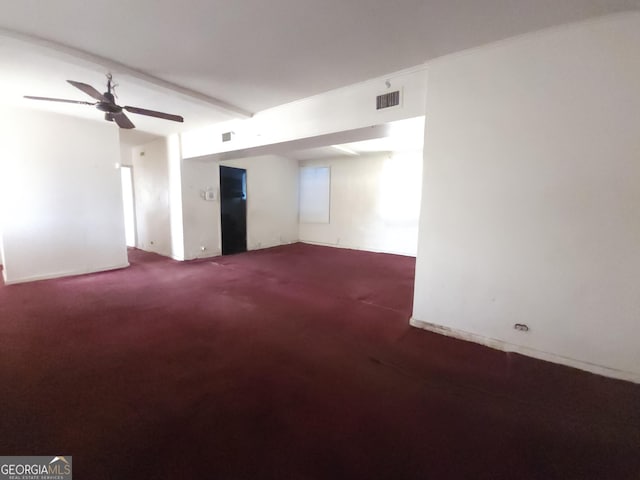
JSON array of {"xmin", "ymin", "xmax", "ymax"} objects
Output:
[
  {"xmin": 222, "ymin": 132, "xmax": 233, "ymax": 142},
  {"xmin": 376, "ymin": 90, "xmax": 401, "ymax": 110}
]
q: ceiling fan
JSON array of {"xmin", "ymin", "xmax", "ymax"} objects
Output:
[{"xmin": 23, "ymin": 73, "xmax": 184, "ymax": 129}]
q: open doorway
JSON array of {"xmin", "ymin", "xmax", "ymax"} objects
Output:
[
  {"xmin": 120, "ymin": 166, "xmax": 136, "ymax": 247},
  {"xmin": 220, "ymin": 166, "xmax": 247, "ymax": 255}
]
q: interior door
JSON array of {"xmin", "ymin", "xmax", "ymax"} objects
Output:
[{"xmin": 220, "ymin": 166, "xmax": 247, "ymax": 255}]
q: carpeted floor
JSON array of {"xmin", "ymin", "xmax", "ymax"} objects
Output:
[{"xmin": 0, "ymin": 243, "xmax": 638, "ymax": 479}]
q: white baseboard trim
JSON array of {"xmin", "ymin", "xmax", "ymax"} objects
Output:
[
  {"xmin": 300, "ymin": 240, "xmax": 416, "ymax": 257},
  {"xmin": 3, "ymin": 262, "xmax": 130, "ymax": 285},
  {"xmin": 409, "ymin": 317, "xmax": 640, "ymax": 384}
]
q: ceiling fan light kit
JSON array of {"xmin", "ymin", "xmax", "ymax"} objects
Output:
[{"xmin": 24, "ymin": 73, "xmax": 184, "ymax": 129}]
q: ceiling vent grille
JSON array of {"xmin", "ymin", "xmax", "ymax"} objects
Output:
[
  {"xmin": 376, "ymin": 90, "xmax": 401, "ymax": 110},
  {"xmin": 222, "ymin": 132, "xmax": 233, "ymax": 142}
]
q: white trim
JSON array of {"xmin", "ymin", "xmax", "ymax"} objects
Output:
[
  {"xmin": 2, "ymin": 262, "xmax": 130, "ymax": 285},
  {"xmin": 409, "ymin": 318, "xmax": 640, "ymax": 384},
  {"xmin": 300, "ymin": 240, "xmax": 415, "ymax": 257}
]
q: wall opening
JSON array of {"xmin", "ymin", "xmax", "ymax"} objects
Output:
[{"xmin": 120, "ymin": 165, "xmax": 136, "ymax": 247}]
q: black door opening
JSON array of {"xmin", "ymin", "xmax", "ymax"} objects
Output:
[{"xmin": 220, "ymin": 166, "xmax": 247, "ymax": 255}]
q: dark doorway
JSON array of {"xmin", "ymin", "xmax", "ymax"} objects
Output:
[{"xmin": 220, "ymin": 166, "xmax": 247, "ymax": 255}]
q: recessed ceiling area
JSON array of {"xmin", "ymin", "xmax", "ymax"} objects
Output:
[
  {"xmin": 288, "ymin": 117, "xmax": 425, "ymax": 161},
  {"xmin": 1, "ymin": 0, "xmax": 638, "ymax": 136}
]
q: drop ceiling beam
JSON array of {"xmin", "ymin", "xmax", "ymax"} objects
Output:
[
  {"xmin": 0, "ymin": 26, "xmax": 253, "ymax": 119},
  {"xmin": 190, "ymin": 124, "xmax": 392, "ymax": 162}
]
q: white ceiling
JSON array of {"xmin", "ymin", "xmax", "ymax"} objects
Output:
[{"xmin": 1, "ymin": 0, "xmax": 638, "ymax": 136}]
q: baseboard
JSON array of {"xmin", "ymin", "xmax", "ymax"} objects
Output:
[
  {"xmin": 3, "ymin": 262, "xmax": 130, "ymax": 285},
  {"xmin": 300, "ymin": 240, "xmax": 416, "ymax": 257},
  {"xmin": 409, "ymin": 318, "xmax": 640, "ymax": 384}
]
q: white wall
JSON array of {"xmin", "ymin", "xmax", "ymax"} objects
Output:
[
  {"xmin": 412, "ymin": 13, "xmax": 640, "ymax": 382},
  {"xmin": 0, "ymin": 225, "xmax": 5, "ymax": 267},
  {"xmin": 132, "ymin": 138, "xmax": 173, "ymax": 257},
  {"xmin": 181, "ymin": 155, "xmax": 299, "ymax": 259},
  {"xmin": 0, "ymin": 212, "xmax": 4, "ymax": 267},
  {"xmin": 119, "ymin": 142, "xmax": 133, "ymax": 166},
  {"xmin": 299, "ymin": 151, "xmax": 422, "ymax": 256},
  {"xmin": 0, "ymin": 107, "xmax": 128, "ymax": 284},
  {"xmin": 181, "ymin": 159, "xmax": 220, "ymax": 259}
]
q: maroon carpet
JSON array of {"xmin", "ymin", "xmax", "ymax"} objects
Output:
[{"xmin": 0, "ymin": 243, "xmax": 638, "ymax": 479}]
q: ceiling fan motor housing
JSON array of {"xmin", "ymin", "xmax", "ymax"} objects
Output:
[{"xmin": 96, "ymin": 92, "xmax": 122, "ymax": 114}]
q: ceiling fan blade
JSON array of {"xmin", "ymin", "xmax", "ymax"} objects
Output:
[
  {"xmin": 112, "ymin": 112, "xmax": 135, "ymax": 129},
  {"xmin": 24, "ymin": 95, "xmax": 96, "ymax": 105},
  {"xmin": 124, "ymin": 106, "xmax": 184, "ymax": 123},
  {"xmin": 67, "ymin": 80, "xmax": 108, "ymax": 101}
]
